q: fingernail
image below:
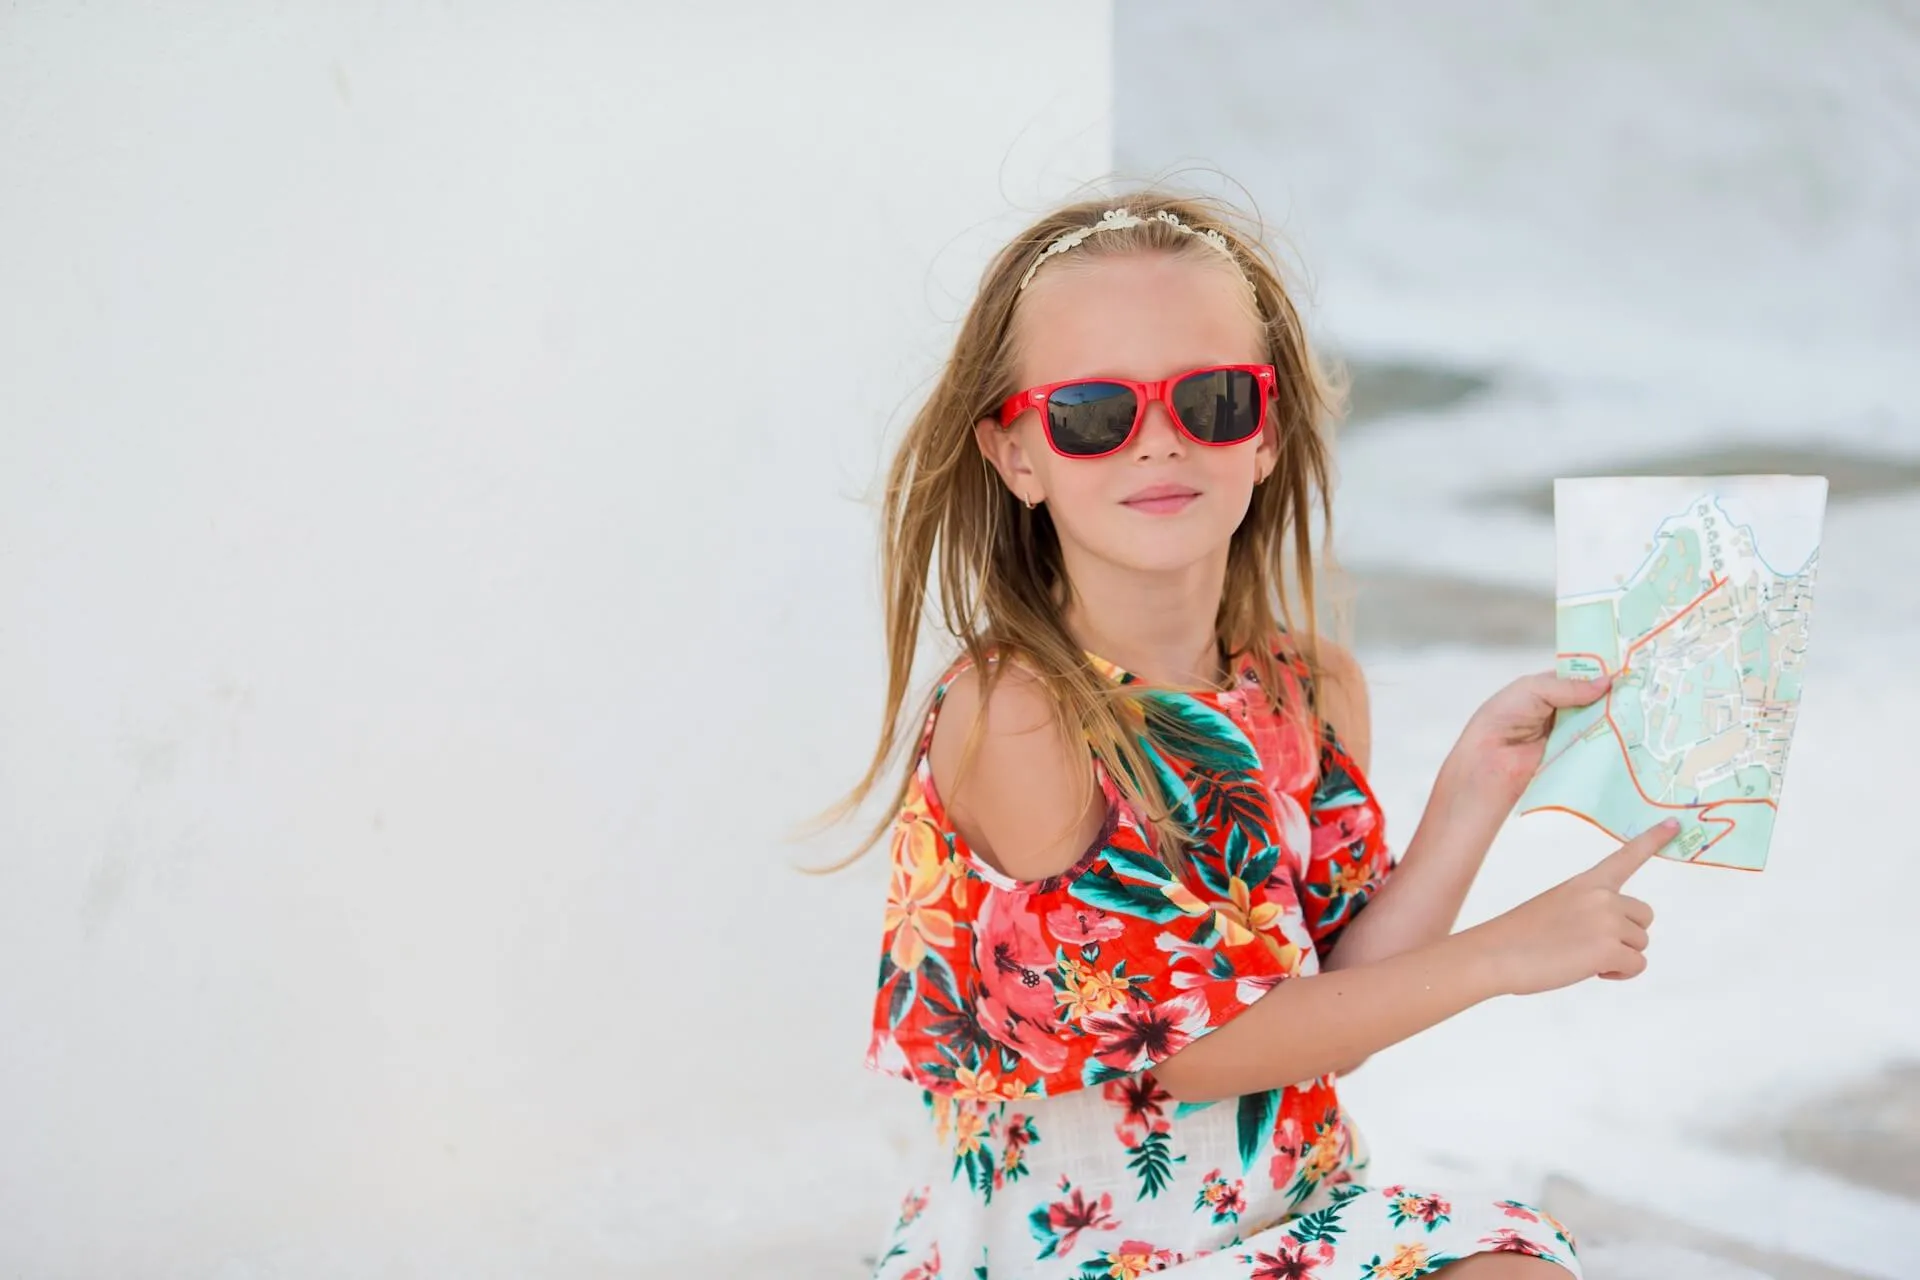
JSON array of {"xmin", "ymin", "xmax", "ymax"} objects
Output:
[{"xmin": 1660, "ymin": 818, "xmax": 1680, "ymax": 831}]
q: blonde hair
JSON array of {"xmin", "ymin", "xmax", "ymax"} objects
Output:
[{"xmin": 818, "ymin": 187, "xmax": 1349, "ymax": 870}]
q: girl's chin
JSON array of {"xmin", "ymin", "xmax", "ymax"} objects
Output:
[{"xmin": 1071, "ymin": 536, "xmax": 1230, "ymax": 577}]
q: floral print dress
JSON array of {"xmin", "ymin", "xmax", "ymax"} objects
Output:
[{"xmin": 864, "ymin": 648, "xmax": 1581, "ymax": 1279}]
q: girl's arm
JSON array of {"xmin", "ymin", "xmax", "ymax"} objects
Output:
[
  {"xmin": 1320, "ymin": 669, "xmax": 1618, "ymax": 974},
  {"xmin": 1150, "ymin": 820, "xmax": 1671, "ymax": 1103},
  {"xmin": 1155, "ymin": 930, "xmax": 1498, "ymax": 1103}
]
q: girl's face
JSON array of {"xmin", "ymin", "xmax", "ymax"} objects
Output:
[{"xmin": 978, "ymin": 252, "xmax": 1277, "ymax": 579}]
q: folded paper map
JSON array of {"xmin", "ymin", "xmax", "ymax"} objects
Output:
[{"xmin": 1519, "ymin": 476, "xmax": 1826, "ymax": 870}]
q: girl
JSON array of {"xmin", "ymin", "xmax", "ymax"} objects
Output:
[{"xmin": 840, "ymin": 192, "xmax": 1674, "ymax": 1279}]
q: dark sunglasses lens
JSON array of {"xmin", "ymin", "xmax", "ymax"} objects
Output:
[
  {"xmin": 1046, "ymin": 382, "xmax": 1138, "ymax": 456},
  {"xmin": 1171, "ymin": 368, "xmax": 1263, "ymax": 444}
]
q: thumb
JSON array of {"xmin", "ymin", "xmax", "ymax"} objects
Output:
[
  {"xmin": 1587, "ymin": 818, "xmax": 1681, "ymax": 889},
  {"xmin": 1528, "ymin": 670, "xmax": 1615, "ymax": 708}
]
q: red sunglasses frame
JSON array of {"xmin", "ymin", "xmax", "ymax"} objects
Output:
[{"xmin": 996, "ymin": 363, "xmax": 1277, "ymax": 460}]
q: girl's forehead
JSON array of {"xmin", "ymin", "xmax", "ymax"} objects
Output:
[{"xmin": 1012, "ymin": 252, "xmax": 1263, "ymax": 383}]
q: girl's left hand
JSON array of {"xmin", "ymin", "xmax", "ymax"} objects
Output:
[{"xmin": 1444, "ymin": 671, "xmax": 1615, "ymax": 812}]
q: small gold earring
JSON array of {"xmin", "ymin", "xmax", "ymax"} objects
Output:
[{"xmin": 1023, "ymin": 493, "xmax": 1035, "ymax": 510}]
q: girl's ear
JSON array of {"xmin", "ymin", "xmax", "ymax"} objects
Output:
[
  {"xmin": 975, "ymin": 416, "xmax": 1042, "ymax": 506},
  {"xmin": 1254, "ymin": 401, "xmax": 1281, "ymax": 482}
]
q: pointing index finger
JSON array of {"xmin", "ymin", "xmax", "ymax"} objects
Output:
[{"xmin": 1589, "ymin": 818, "xmax": 1681, "ymax": 889}]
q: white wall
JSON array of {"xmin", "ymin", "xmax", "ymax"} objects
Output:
[{"xmin": 0, "ymin": 5, "xmax": 1110, "ymax": 1274}]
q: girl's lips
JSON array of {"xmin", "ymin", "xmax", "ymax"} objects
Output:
[
  {"xmin": 1122, "ymin": 493, "xmax": 1199, "ymax": 515},
  {"xmin": 1121, "ymin": 484, "xmax": 1200, "ymax": 515}
]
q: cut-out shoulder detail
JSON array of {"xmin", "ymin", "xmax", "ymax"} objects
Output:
[{"xmin": 926, "ymin": 659, "xmax": 1109, "ymax": 884}]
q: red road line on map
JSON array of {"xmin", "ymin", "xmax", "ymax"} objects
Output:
[{"xmin": 1519, "ymin": 804, "xmax": 1764, "ymax": 872}]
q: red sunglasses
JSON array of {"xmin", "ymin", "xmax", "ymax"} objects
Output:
[{"xmin": 996, "ymin": 363, "xmax": 1276, "ymax": 459}]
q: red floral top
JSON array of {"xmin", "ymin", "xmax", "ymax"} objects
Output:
[{"xmin": 865, "ymin": 644, "xmax": 1395, "ymax": 1101}]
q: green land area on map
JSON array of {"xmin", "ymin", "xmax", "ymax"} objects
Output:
[{"xmin": 1519, "ymin": 488, "xmax": 1820, "ymax": 871}]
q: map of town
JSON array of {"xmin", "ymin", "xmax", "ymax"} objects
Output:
[{"xmin": 1519, "ymin": 483, "xmax": 1824, "ymax": 870}]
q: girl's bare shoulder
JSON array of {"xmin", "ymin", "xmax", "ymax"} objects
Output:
[{"xmin": 928, "ymin": 659, "xmax": 1105, "ymax": 883}]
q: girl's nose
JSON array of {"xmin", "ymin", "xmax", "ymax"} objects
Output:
[{"xmin": 1132, "ymin": 397, "xmax": 1187, "ymax": 458}]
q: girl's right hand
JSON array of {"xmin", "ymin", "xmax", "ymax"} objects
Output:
[{"xmin": 1467, "ymin": 819, "xmax": 1676, "ymax": 996}]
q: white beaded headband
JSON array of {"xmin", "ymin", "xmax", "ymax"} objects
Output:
[{"xmin": 1017, "ymin": 208, "xmax": 1236, "ymax": 291}]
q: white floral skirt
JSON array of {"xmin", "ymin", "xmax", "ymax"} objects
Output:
[{"xmin": 868, "ymin": 1080, "xmax": 1580, "ymax": 1279}]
